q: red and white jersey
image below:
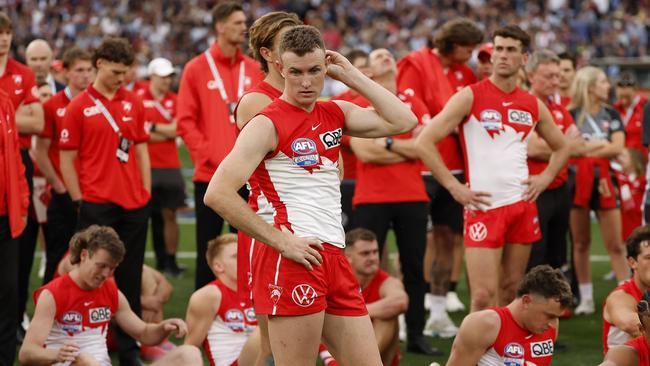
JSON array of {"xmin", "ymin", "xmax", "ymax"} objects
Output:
[
  {"xmin": 204, "ymin": 279, "xmax": 257, "ymax": 366},
  {"xmin": 461, "ymin": 79, "xmax": 539, "ymax": 209},
  {"xmin": 625, "ymin": 336, "xmax": 650, "ymax": 366},
  {"xmin": 33, "ymin": 274, "xmax": 119, "ymax": 366},
  {"xmin": 253, "ymin": 99, "xmax": 345, "ymax": 247},
  {"xmin": 479, "ymin": 307, "xmax": 556, "ymax": 366},
  {"xmin": 603, "ymin": 279, "xmax": 643, "ymax": 353}
]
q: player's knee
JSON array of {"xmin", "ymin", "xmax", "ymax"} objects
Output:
[
  {"xmin": 472, "ymin": 287, "xmax": 495, "ymax": 309},
  {"xmin": 172, "ymin": 345, "xmax": 202, "ymax": 365},
  {"xmin": 605, "ymin": 242, "xmax": 625, "ymax": 256},
  {"xmin": 573, "ymin": 240, "xmax": 591, "ymax": 253}
]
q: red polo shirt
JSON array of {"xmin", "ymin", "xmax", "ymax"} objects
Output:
[
  {"xmin": 615, "ymin": 95, "xmax": 647, "ymax": 155},
  {"xmin": 59, "ymin": 85, "xmax": 150, "ymax": 209},
  {"xmin": 140, "ymin": 88, "xmax": 180, "ymax": 169},
  {"xmin": 41, "ymin": 90, "xmax": 73, "ymax": 181},
  {"xmin": 177, "ymin": 42, "xmax": 264, "ymax": 182},
  {"xmin": 0, "ymin": 58, "xmax": 40, "ymax": 149},
  {"xmin": 353, "ymin": 92, "xmax": 429, "ymax": 205}
]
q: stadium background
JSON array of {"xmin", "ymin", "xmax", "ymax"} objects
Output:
[{"xmin": 4, "ymin": 0, "xmax": 648, "ymax": 364}]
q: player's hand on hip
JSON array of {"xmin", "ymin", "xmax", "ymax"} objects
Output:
[
  {"xmin": 56, "ymin": 342, "xmax": 80, "ymax": 362},
  {"xmin": 278, "ymin": 230, "xmax": 324, "ymax": 270},
  {"xmin": 449, "ymin": 182, "xmax": 491, "ymax": 212},
  {"xmin": 162, "ymin": 318, "xmax": 188, "ymax": 337},
  {"xmin": 522, "ymin": 174, "xmax": 552, "ymax": 202},
  {"xmin": 325, "ymin": 50, "xmax": 354, "ymax": 82}
]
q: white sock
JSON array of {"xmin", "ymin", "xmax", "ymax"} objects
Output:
[
  {"xmin": 430, "ymin": 295, "xmax": 447, "ymax": 316},
  {"xmin": 579, "ymin": 283, "xmax": 593, "ymax": 302}
]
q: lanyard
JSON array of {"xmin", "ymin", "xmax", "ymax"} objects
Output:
[
  {"xmin": 64, "ymin": 87, "xmax": 72, "ymax": 101},
  {"xmin": 152, "ymin": 99, "xmax": 173, "ymax": 122},
  {"xmin": 204, "ymin": 50, "xmax": 245, "ymax": 103},
  {"xmin": 89, "ymin": 95, "xmax": 121, "ymax": 135},
  {"xmin": 623, "ymin": 95, "xmax": 640, "ymax": 126},
  {"xmin": 585, "ymin": 113, "xmax": 607, "ymax": 140}
]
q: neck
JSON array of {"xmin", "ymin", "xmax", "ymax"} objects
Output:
[
  {"xmin": 265, "ymin": 69, "xmax": 285, "ymax": 91},
  {"xmin": 588, "ymin": 97, "xmax": 602, "ymax": 114},
  {"xmin": 506, "ymin": 299, "xmax": 528, "ymax": 331},
  {"xmin": 280, "ymin": 94, "xmax": 316, "ymax": 112},
  {"xmin": 356, "ymin": 272, "xmax": 374, "ymax": 289},
  {"xmin": 69, "ymin": 85, "xmax": 84, "ymax": 97},
  {"xmin": 0, "ymin": 53, "xmax": 7, "ymax": 75},
  {"xmin": 559, "ymin": 87, "xmax": 570, "ymax": 97},
  {"xmin": 149, "ymin": 84, "xmax": 165, "ymax": 100},
  {"xmin": 489, "ymin": 73, "xmax": 518, "ymax": 93},
  {"xmin": 434, "ymin": 49, "xmax": 452, "ymax": 68},
  {"xmin": 92, "ymin": 79, "xmax": 118, "ymax": 99},
  {"xmin": 69, "ymin": 269, "xmax": 92, "ymax": 291},
  {"xmin": 635, "ymin": 275, "xmax": 648, "ymax": 293},
  {"xmin": 217, "ymin": 37, "xmax": 238, "ymax": 62},
  {"xmin": 532, "ymin": 90, "xmax": 550, "ymax": 103},
  {"xmin": 374, "ymin": 73, "xmax": 397, "ymax": 94},
  {"xmin": 219, "ymin": 275, "xmax": 237, "ymax": 291}
]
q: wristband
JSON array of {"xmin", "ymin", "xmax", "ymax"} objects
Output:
[
  {"xmin": 385, "ymin": 137, "xmax": 394, "ymax": 150},
  {"xmin": 150, "ymin": 123, "xmax": 157, "ymax": 133}
]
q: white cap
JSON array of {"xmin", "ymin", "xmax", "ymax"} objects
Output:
[{"xmin": 147, "ymin": 58, "xmax": 175, "ymax": 77}]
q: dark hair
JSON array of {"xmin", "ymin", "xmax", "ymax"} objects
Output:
[
  {"xmin": 69, "ymin": 225, "xmax": 125, "ymax": 265},
  {"xmin": 493, "ymin": 25, "xmax": 531, "ymax": 52},
  {"xmin": 211, "ymin": 1, "xmax": 244, "ymax": 29},
  {"xmin": 206, "ymin": 233, "xmax": 237, "ymax": 263},
  {"xmin": 516, "ymin": 265, "xmax": 572, "ymax": 308},
  {"xmin": 345, "ymin": 228, "xmax": 377, "ymax": 248},
  {"xmin": 558, "ymin": 52, "xmax": 577, "ymax": 70},
  {"xmin": 92, "ymin": 37, "xmax": 134, "ymax": 68},
  {"xmin": 637, "ymin": 290, "xmax": 650, "ymax": 326},
  {"xmin": 279, "ymin": 25, "xmax": 325, "ymax": 57},
  {"xmin": 36, "ymin": 80, "xmax": 49, "ymax": 89},
  {"xmin": 0, "ymin": 12, "xmax": 11, "ymax": 32},
  {"xmin": 626, "ymin": 225, "xmax": 650, "ymax": 259},
  {"xmin": 346, "ymin": 49, "xmax": 369, "ymax": 67},
  {"xmin": 617, "ymin": 72, "xmax": 637, "ymax": 87},
  {"xmin": 249, "ymin": 12, "xmax": 302, "ymax": 73},
  {"xmin": 433, "ymin": 18, "xmax": 483, "ymax": 55},
  {"xmin": 62, "ymin": 47, "xmax": 92, "ymax": 69}
]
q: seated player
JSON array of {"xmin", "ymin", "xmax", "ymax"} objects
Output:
[
  {"xmin": 18, "ymin": 225, "xmax": 201, "ymax": 366},
  {"xmin": 345, "ymin": 228, "xmax": 408, "ymax": 366},
  {"xmin": 446, "ymin": 265, "xmax": 572, "ymax": 365},
  {"xmin": 600, "ymin": 290, "xmax": 650, "ymax": 366},
  {"xmin": 603, "ymin": 225, "xmax": 650, "ymax": 353},
  {"xmin": 184, "ymin": 233, "xmax": 261, "ymax": 366}
]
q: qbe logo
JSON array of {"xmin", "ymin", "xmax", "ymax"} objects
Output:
[
  {"xmin": 89, "ymin": 307, "xmax": 111, "ymax": 323},
  {"xmin": 319, "ymin": 128, "xmax": 342, "ymax": 150},
  {"xmin": 508, "ymin": 109, "xmax": 533, "ymax": 126},
  {"xmin": 530, "ymin": 339, "xmax": 554, "ymax": 357}
]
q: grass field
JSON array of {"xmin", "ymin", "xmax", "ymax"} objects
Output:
[{"xmin": 22, "ymin": 221, "xmax": 617, "ymax": 366}]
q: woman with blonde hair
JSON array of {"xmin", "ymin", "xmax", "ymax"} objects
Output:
[{"xmin": 569, "ymin": 66, "xmax": 628, "ymax": 315}]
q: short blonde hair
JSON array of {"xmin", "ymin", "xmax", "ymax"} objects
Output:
[{"xmin": 206, "ymin": 233, "xmax": 237, "ymax": 263}]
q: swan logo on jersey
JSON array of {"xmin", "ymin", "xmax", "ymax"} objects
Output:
[
  {"xmin": 268, "ymin": 284, "xmax": 283, "ymax": 305},
  {"xmin": 61, "ymin": 311, "xmax": 83, "ymax": 333},
  {"xmin": 479, "ymin": 109, "xmax": 503, "ymax": 130},
  {"xmin": 530, "ymin": 340, "xmax": 554, "ymax": 357},
  {"xmin": 504, "ymin": 342, "xmax": 525, "ymax": 366},
  {"xmin": 291, "ymin": 138, "xmax": 319, "ymax": 167},
  {"xmin": 89, "ymin": 307, "xmax": 111, "ymax": 323},
  {"xmin": 468, "ymin": 222, "xmax": 487, "ymax": 242},
  {"xmin": 319, "ymin": 128, "xmax": 342, "ymax": 150},
  {"xmin": 292, "ymin": 284, "xmax": 317, "ymax": 307},
  {"xmin": 508, "ymin": 109, "xmax": 533, "ymax": 126}
]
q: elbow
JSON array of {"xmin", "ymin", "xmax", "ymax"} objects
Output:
[
  {"xmin": 18, "ymin": 346, "xmax": 30, "ymax": 365},
  {"xmin": 399, "ymin": 113, "xmax": 418, "ymax": 135},
  {"xmin": 396, "ymin": 294, "xmax": 409, "ymax": 315},
  {"xmin": 203, "ymin": 186, "xmax": 225, "ymax": 215}
]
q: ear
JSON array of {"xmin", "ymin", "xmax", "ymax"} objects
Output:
[
  {"xmin": 259, "ymin": 47, "xmax": 273, "ymax": 62},
  {"xmin": 80, "ymin": 249, "xmax": 89, "ymax": 261},
  {"xmin": 522, "ymin": 53, "xmax": 529, "ymax": 66},
  {"xmin": 628, "ymin": 256, "xmax": 637, "ymax": 271},
  {"xmin": 521, "ymin": 294, "xmax": 533, "ymax": 306},
  {"xmin": 212, "ymin": 258, "xmax": 225, "ymax": 275}
]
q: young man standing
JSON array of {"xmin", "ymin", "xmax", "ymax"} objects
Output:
[
  {"xmin": 345, "ymin": 228, "xmax": 408, "ymax": 365},
  {"xmin": 557, "ymin": 52, "xmax": 576, "ymax": 108},
  {"xmin": 416, "ymin": 25, "xmax": 570, "ymax": 312},
  {"xmin": 205, "ymin": 25, "xmax": 416, "ymax": 366},
  {"xmin": 36, "ymin": 47, "xmax": 94, "ymax": 284},
  {"xmin": 177, "ymin": 1, "xmax": 264, "ymax": 289},
  {"xmin": 59, "ymin": 37, "xmax": 151, "ymax": 365}
]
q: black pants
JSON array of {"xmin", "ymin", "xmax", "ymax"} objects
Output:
[
  {"xmin": 18, "ymin": 148, "xmax": 39, "ymax": 325},
  {"xmin": 150, "ymin": 210, "xmax": 166, "ymax": 268},
  {"xmin": 353, "ymin": 201, "xmax": 428, "ymax": 338},
  {"xmin": 43, "ymin": 191, "xmax": 77, "ymax": 284},
  {"xmin": 527, "ymin": 184, "xmax": 571, "ymax": 270},
  {"xmin": 77, "ymin": 201, "xmax": 150, "ymax": 362},
  {"xmin": 0, "ymin": 216, "xmax": 18, "ymax": 366},
  {"xmin": 194, "ymin": 182, "xmax": 246, "ymax": 289}
]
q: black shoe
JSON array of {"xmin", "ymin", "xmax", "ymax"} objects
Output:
[{"xmin": 407, "ymin": 336, "xmax": 444, "ymax": 356}]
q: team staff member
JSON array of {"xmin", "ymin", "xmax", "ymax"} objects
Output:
[
  {"xmin": 525, "ymin": 50, "xmax": 585, "ymax": 271},
  {"xmin": 569, "ymin": 66, "xmax": 628, "ymax": 315},
  {"xmin": 603, "ymin": 226, "xmax": 650, "ymax": 353},
  {"xmin": 25, "ymin": 39, "xmax": 65, "ymax": 92},
  {"xmin": 416, "ymin": 26, "xmax": 570, "ymax": 312},
  {"xmin": 142, "ymin": 57, "xmax": 186, "ymax": 276},
  {"xmin": 59, "ymin": 37, "xmax": 151, "ymax": 366},
  {"xmin": 350, "ymin": 48, "xmax": 439, "ymax": 354},
  {"xmin": 614, "ymin": 73, "xmax": 647, "ymax": 155},
  {"xmin": 345, "ymin": 228, "xmax": 408, "ymax": 366},
  {"xmin": 177, "ymin": 1, "xmax": 264, "ymax": 289},
  {"xmin": 397, "ymin": 18, "xmax": 482, "ymax": 323},
  {"xmin": 447, "ymin": 265, "xmax": 572, "ymax": 365},
  {"xmin": 35, "ymin": 47, "xmax": 93, "ymax": 284},
  {"xmin": 0, "ymin": 88, "xmax": 30, "ymax": 365}
]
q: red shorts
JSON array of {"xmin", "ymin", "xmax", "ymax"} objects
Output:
[
  {"xmin": 464, "ymin": 200, "xmax": 540, "ymax": 248},
  {"xmin": 252, "ymin": 242, "xmax": 367, "ymax": 317},
  {"xmin": 236, "ymin": 231, "xmax": 255, "ymax": 303}
]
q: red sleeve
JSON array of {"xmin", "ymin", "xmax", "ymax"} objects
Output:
[
  {"xmin": 40, "ymin": 99, "xmax": 55, "ymax": 138},
  {"xmin": 9, "ymin": 101, "xmax": 29, "ymax": 214},
  {"xmin": 171, "ymin": 93, "xmax": 178, "ymax": 118},
  {"xmin": 176, "ymin": 62, "xmax": 209, "ymax": 163},
  {"xmin": 59, "ymin": 101, "xmax": 83, "ymax": 150},
  {"xmin": 21, "ymin": 68, "xmax": 40, "ymax": 105},
  {"xmin": 396, "ymin": 62, "xmax": 424, "ymax": 100},
  {"xmin": 410, "ymin": 96, "xmax": 430, "ymax": 126},
  {"xmin": 133, "ymin": 98, "xmax": 150, "ymax": 143}
]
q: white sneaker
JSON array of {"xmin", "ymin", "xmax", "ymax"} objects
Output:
[
  {"xmin": 446, "ymin": 291, "xmax": 466, "ymax": 312},
  {"xmin": 423, "ymin": 311, "xmax": 458, "ymax": 338},
  {"xmin": 603, "ymin": 270, "xmax": 616, "ymax": 281},
  {"xmin": 575, "ymin": 299, "xmax": 595, "ymax": 315},
  {"xmin": 424, "ymin": 293, "xmax": 434, "ymax": 310},
  {"xmin": 398, "ymin": 314, "xmax": 406, "ymax": 342}
]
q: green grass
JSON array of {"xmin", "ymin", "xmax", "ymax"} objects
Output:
[{"xmin": 22, "ymin": 222, "xmax": 616, "ymax": 365}]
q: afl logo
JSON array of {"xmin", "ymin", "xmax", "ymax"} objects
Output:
[
  {"xmin": 468, "ymin": 222, "xmax": 487, "ymax": 242},
  {"xmin": 291, "ymin": 138, "xmax": 319, "ymax": 167},
  {"xmin": 225, "ymin": 309, "xmax": 244, "ymax": 322},
  {"xmin": 480, "ymin": 109, "xmax": 502, "ymax": 130},
  {"xmin": 504, "ymin": 342, "xmax": 525, "ymax": 358},
  {"xmin": 62, "ymin": 311, "xmax": 82, "ymax": 324}
]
